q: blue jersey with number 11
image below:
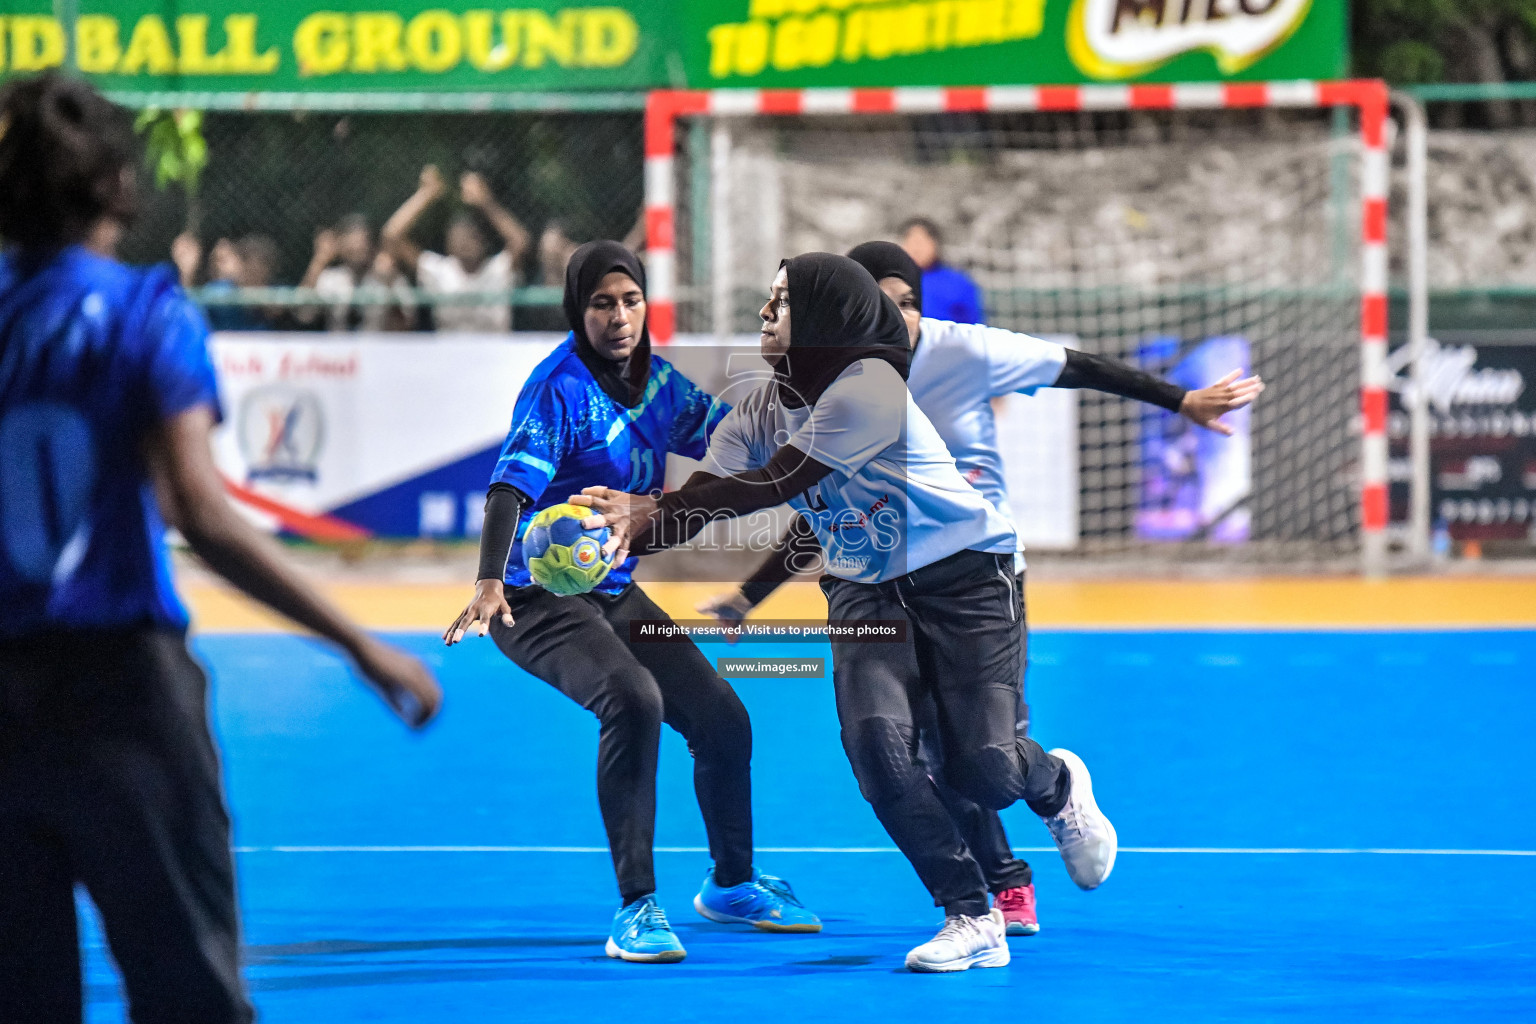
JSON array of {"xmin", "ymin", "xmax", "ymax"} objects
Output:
[
  {"xmin": 490, "ymin": 334, "xmax": 727, "ymax": 594},
  {"xmin": 0, "ymin": 247, "xmax": 221, "ymax": 637}
]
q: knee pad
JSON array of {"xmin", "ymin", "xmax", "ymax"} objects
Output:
[
  {"xmin": 946, "ymin": 743, "xmax": 1025, "ymax": 811},
  {"xmin": 842, "ymin": 716, "xmax": 922, "ymax": 808}
]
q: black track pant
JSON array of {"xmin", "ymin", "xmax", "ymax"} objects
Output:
[
  {"xmin": 492, "ymin": 583, "xmax": 754, "ymax": 904},
  {"xmin": 914, "ymin": 567, "xmax": 1033, "ymax": 892},
  {"xmin": 0, "ymin": 629, "xmax": 253, "ymax": 1024},
  {"xmin": 821, "ymin": 550, "xmax": 1068, "ymax": 918}
]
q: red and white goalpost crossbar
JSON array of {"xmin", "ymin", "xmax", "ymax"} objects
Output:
[{"xmin": 644, "ymin": 80, "xmax": 1392, "ymax": 568}]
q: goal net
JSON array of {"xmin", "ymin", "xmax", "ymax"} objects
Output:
[{"xmin": 645, "ymin": 83, "xmax": 1390, "ymax": 572}]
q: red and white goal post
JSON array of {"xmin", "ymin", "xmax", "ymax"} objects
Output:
[{"xmin": 643, "ymin": 80, "xmax": 1391, "ymax": 573}]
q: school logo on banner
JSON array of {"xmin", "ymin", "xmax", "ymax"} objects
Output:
[
  {"xmin": 238, "ymin": 384, "xmax": 325, "ymax": 483},
  {"xmin": 1068, "ymin": 0, "xmax": 1313, "ymax": 79}
]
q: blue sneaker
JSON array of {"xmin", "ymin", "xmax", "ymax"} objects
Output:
[
  {"xmin": 694, "ymin": 869, "xmax": 822, "ymax": 932},
  {"xmin": 605, "ymin": 895, "xmax": 686, "ymax": 963}
]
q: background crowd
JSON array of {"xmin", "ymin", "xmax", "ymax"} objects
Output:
[{"xmin": 169, "ymin": 165, "xmax": 981, "ymax": 334}]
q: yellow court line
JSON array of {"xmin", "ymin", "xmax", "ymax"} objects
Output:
[{"xmin": 182, "ymin": 577, "xmax": 1536, "ymax": 633}]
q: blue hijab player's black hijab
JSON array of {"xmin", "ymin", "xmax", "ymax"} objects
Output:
[
  {"xmin": 846, "ymin": 240, "xmax": 923, "ymax": 311},
  {"xmin": 564, "ymin": 239, "xmax": 652, "ymax": 408},
  {"xmin": 775, "ymin": 252, "xmax": 911, "ymax": 409}
]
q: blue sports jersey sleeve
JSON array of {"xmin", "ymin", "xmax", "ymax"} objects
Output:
[
  {"xmin": 142, "ymin": 284, "xmax": 222, "ymax": 424},
  {"xmin": 666, "ymin": 371, "xmax": 729, "ymax": 460},
  {"xmin": 490, "ymin": 378, "xmax": 574, "ymax": 502}
]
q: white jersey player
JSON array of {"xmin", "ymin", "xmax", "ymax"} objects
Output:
[
  {"xmin": 577, "ymin": 252, "xmax": 1119, "ymax": 973},
  {"xmin": 698, "ymin": 241, "xmax": 1263, "ymax": 939}
]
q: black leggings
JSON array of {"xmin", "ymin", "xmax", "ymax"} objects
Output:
[
  {"xmin": 914, "ymin": 571, "xmax": 1033, "ymax": 892},
  {"xmin": 821, "ymin": 550, "xmax": 1067, "ymax": 918},
  {"xmin": 492, "ymin": 583, "xmax": 754, "ymax": 904},
  {"xmin": 0, "ymin": 630, "xmax": 252, "ymax": 1024}
]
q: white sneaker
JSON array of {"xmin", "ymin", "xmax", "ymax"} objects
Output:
[
  {"xmin": 904, "ymin": 909, "xmax": 1010, "ymax": 973},
  {"xmin": 1043, "ymin": 747, "xmax": 1118, "ymax": 890}
]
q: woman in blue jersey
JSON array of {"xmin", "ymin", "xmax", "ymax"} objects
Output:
[
  {"xmin": 0, "ymin": 75, "xmax": 442, "ymax": 1024},
  {"xmin": 442, "ymin": 241, "xmax": 819, "ymax": 963},
  {"xmin": 699, "ymin": 241, "xmax": 1264, "ymax": 939},
  {"xmin": 577, "ymin": 252, "xmax": 1117, "ymax": 972}
]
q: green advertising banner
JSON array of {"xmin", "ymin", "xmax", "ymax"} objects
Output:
[
  {"xmin": 689, "ymin": 0, "xmax": 1345, "ymax": 88},
  {"xmin": 0, "ymin": 0, "xmax": 1346, "ymax": 99}
]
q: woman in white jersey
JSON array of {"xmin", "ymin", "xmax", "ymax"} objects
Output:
[
  {"xmin": 575, "ymin": 252, "xmax": 1113, "ymax": 973},
  {"xmin": 700, "ymin": 241, "xmax": 1263, "ymax": 939}
]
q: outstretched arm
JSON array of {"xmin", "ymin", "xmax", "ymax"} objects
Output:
[
  {"xmin": 574, "ymin": 446, "xmax": 833, "ymax": 563},
  {"xmin": 443, "ymin": 483, "xmax": 528, "ymax": 646},
  {"xmin": 461, "ymin": 172, "xmax": 530, "ymax": 265},
  {"xmin": 381, "ymin": 165, "xmax": 445, "ymax": 276},
  {"xmin": 1054, "ymin": 350, "xmax": 1263, "ymax": 437},
  {"xmin": 146, "ymin": 406, "xmax": 442, "ymax": 727}
]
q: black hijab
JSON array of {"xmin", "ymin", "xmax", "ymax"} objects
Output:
[
  {"xmin": 564, "ymin": 239, "xmax": 651, "ymax": 407},
  {"xmin": 775, "ymin": 252, "xmax": 912, "ymax": 409},
  {"xmin": 846, "ymin": 240, "xmax": 923, "ymax": 310}
]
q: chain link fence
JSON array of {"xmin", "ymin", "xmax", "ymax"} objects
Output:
[
  {"xmin": 675, "ymin": 106, "xmax": 1366, "ymax": 565},
  {"xmin": 119, "ymin": 106, "xmax": 645, "ymax": 331}
]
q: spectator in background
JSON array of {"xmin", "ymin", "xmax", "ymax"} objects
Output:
[
  {"xmin": 382, "ymin": 165, "xmax": 530, "ymax": 333},
  {"xmin": 513, "ymin": 218, "xmax": 584, "ymax": 332},
  {"xmin": 299, "ymin": 214, "xmax": 416, "ymax": 332},
  {"xmin": 900, "ymin": 216, "xmax": 984, "ymax": 325},
  {"xmin": 537, "ymin": 219, "xmax": 581, "ymax": 286},
  {"xmin": 366, "ymin": 250, "xmax": 420, "ymax": 332},
  {"xmin": 171, "ymin": 232, "xmax": 281, "ymax": 331},
  {"xmin": 234, "ymin": 234, "xmax": 285, "ymax": 330},
  {"xmin": 170, "ymin": 231, "xmax": 204, "ymax": 292}
]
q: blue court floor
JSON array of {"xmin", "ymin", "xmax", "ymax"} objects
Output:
[{"xmin": 83, "ymin": 630, "xmax": 1536, "ymax": 1022}]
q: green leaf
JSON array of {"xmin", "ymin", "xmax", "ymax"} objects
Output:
[{"xmin": 134, "ymin": 108, "xmax": 209, "ymax": 199}]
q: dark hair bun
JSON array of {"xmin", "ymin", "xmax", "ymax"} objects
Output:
[{"xmin": 0, "ymin": 72, "xmax": 137, "ymax": 249}]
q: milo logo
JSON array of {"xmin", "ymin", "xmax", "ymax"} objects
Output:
[{"xmin": 1068, "ymin": 0, "xmax": 1312, "ymax": 78}]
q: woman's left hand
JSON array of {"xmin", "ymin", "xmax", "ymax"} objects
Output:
[
  {"xmin": 569, "ymin": 487, "xmax": 660, "ymax": 562},
  {"xmin": 1179, "ymin": 370, "xmax": 1265, "ymax": 436}
]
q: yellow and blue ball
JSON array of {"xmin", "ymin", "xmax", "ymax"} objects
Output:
[{"xmin": 522, "ymin": 503, "xmax": 615, "ymax": 596}]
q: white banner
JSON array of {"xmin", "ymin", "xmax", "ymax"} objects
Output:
[
  {"xmin": 210, "ymin": 333, "xmax": 565, "ymax": 536},
  {"xmin": 210, "ymin": 332, "xmax": 1080, "ymax": 548}
]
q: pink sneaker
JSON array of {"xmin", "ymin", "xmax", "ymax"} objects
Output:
[{"xmin": 994, "ymin": 884, "xmax": 1039, "ymax": 936}]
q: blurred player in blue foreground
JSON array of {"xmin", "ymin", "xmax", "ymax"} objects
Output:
[
  {"xmin": 442, "ymin": 241, "xmax": 820, "ymax": 963},
  {"xmin": 0, "ymin": 75, "xmax": 442, "ymax": 1024},
  {"xmin": 700, "ymin": 241, "xmax": 1262, "ymax": 938}
]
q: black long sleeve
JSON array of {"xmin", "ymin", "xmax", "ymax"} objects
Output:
[
  {"xmin": 740, "ymin": 514, "xmax": 823, "ymax": 608},
  {"xmin": 1054, "ymin": 347, "xmax": 1187, "ymax": 413},
  {"xmin": 636, "ymin": 445, "xmax": 833, "ymax": 554},
  {"xmin": 476, "ymin": 483, "xmax": 528, "ymax": 582}
]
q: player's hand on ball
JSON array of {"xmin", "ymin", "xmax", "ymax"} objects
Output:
[
  {"xmin": 697, "ymin": 590, "xmax": 753, "ymax": 644},
  {"xmin": 444, "ymin": 579, "xmax": 514, "ymax": 646},
  {"xmin": 569, "ymin": 487, "xmax": 659, "ymax": 563},
  {"xmin": 1180, "ymin": 369, "xmax": 1265, "ymax": 436},
  {"xmin": 352, "ymin": 637, "xmax": 443, "ymax": 729}
]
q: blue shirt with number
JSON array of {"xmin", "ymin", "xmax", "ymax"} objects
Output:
[
  {"xmin": 0, "ymin": 246, "xmax": 220, "ymax": 636},
  {"xmin": 490, "ymin": 334, "xmax": 727, "ymax": 594}
]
